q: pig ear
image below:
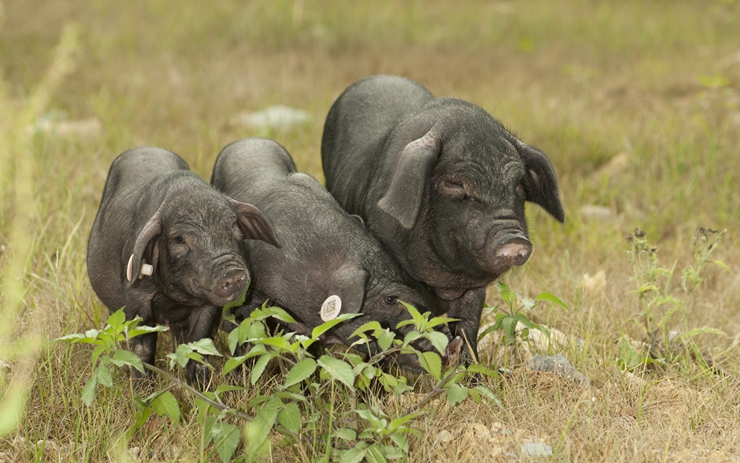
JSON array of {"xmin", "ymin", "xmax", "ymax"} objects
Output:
[
  {"xmin": 127, "ymin": 210, "xmax": 161, "ymax": 287},
  {"xmin": 514, "ymin": 141, "xmax": 565, "ymax": 223},
  {"xmin": 328, "ymin": 267, "xmax": 369, "ymax": 314},
  {"xmin": 378, "ymin": 131, "xmax": 440, "ymax": 229},
  {"xmin": 228, "ymin": 198, "xmax": 281, "ymax": 248}
]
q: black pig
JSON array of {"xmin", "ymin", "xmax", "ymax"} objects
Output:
[
  {"xmin": 87, "ymin": 147, "xmax": 279, "ymax": 385},
  {"xmin": 211, "ymin": 138, "xmax": 448, "ymax": 370},
  {"xmin": 321, "ymin": 76, "xmax": 565, "ymax": 363}
]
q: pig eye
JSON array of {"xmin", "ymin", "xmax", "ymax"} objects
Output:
[
  {"xmin": 439, "ymin": 181, "xmax": 471, "ymax": 201},
  {"xmin": 174, "ymin": 235, "xmax": 185, "ymax": 244},
  {"xmin": 384, "ymin": 296, "xmax": 398, "ymax": 305}
]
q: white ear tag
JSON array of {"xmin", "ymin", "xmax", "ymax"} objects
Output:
[
  {"xmin": 320, "ymin": 295, "xmax": 342, "ymax": 322},
  {"xmin": 139, "ymin": 261, "xmax": 154, "ymax": 279},
  {"xmin": 126, "ymin": 254, "xmax": 134, "ymax": 282}
]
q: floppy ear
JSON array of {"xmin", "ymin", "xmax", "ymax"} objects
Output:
[
  {"xmin": 328, "ymin": 267, "xmax": 369, "ymax": 314},
  {"xmin": 513, "ymin": 141, "xmax": 565, "ymax": 223},
  {"xmin": 127, "ymin": 209, "xmax": 162, "ymax": 287},
  {"xmin": 378, "ymin": 130, "xmax": 440, "ymax": 229},
  {"xmin": 228, "ymin": 198, "xmax": 281, "ymax": 248}
]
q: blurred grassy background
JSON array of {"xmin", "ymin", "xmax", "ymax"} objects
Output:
[{"xmin": 1, "ymin": 0, "xmax": 739, "ymax": 461}]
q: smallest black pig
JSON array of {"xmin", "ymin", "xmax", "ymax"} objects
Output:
[
  {"xmin": 87, "ymin": 147, "xmax": 279, "ymax": 385},
  {"xmin": 211, "ymin": 138, "xmax": 450, "ymax": 371}
]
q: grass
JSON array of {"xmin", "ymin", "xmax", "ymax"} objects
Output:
[{"xmin": 1, "ymin": 0, "xmax": 740, "ymax": 461}]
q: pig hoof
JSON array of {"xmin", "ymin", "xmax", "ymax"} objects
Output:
[{"xmin": 186, "ymin": 362, "xmax": 212, "ymax": 388}]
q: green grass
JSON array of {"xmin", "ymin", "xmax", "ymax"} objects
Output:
[{"xmin": 2, "ymin": 0, "xmax": 740, "ymax": 461}]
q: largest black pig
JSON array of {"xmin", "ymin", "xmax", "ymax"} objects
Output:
[
  {"xmin": 211, "ymin": 138, "xmax": 447, "ymax": 369},
  {"xmin": 87, "ymin": 147, "xmax": 279, "ymax": 385},
  {"xmin": 321, "ymin": 75, "xmax": 565, "ymax": 363}
]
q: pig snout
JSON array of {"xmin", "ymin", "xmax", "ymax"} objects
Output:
[
  {"xmin": 491, "ymin": 236, "xmax": 532, "ymax": 268},
  {"xmin": 213, "ymin": 268, "xmax": 248, "ymax": 300}
]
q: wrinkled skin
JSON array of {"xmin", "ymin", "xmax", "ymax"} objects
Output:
[
  {"xmin": 321, "ymin": 76, "xmax": 565, "ymax": 363},
  {"xmin": 211, "ymin": 138, "xmax": 447, "ymax": 369},
  {"xmin": 87, "ymin": 147, "xmax": 279, "ymax": 385}
]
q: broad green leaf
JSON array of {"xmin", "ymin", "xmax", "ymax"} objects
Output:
[
  {"xmin": 211, "ymin": 421, "xmax": 240, "ymax": 463},
  {"xmin": 472, "ymin": 386, "xmax": 503, "ymax": 408},
  {"xmin": 381, "ymin": 445, "xmax": 406, "ymax": 459},
  {"xmin": 334, "ymin": 428, "xmax": 357, "ymax": 441},
  {"xmin": 264, "ymin": 306, "xmax": 297, "ymax": 324},
  {"xmin": 111, "ymin": 349, "xmax": 144, "ymax": 373},
  {"xmin": 256, "ymin": 336, "xmax": 292, "ymax": 350},
  {"xmin": 283, "ymin": 358, "xmax": 317, "ymax": 388},
  {"xmin": 188, "ymin": 338, "xmax": 222, "ymax": 357},
  {"xmin": 421, "ymin": 316, "xmax": 459, "ymax": 330},
  {"xmin": 151, "ymin": 391, "xmax": 180, "ymax": 427},
  {"xmin": 172, "ymin": 343, "xmax": 191, "ymax": 368},
  {"xmin": 416, "ymin": 351, "xmax": 441, "ymax": 380},
  {"xmin": 277, "ymin": 402, "xmax": 301, "ymax": 434},
  {"xmin": 349, "ymin": 321, "xmax": 383, "ymax": 339},
  {"xmin": 311, "ymin": 313, "xmax": 361, "ymax": 339},
  {"xmin": 377, "ymin": 330, "xmax": 395, "ymax": 351},
  {"xmin": 275, "ymin": 391, "xmax": 308, "ymax": 403},
  {"xmin": 389, "ymin": 413, "xmax": 418, "ymax": 432},
  {"xmin": 106, "ymin": 309, "xmax": 127, "ymax": 332},
  {"xmin": 222, "ymin": 355, "xmax": 249, "ymax": 376},
  {"xmin": 496, "ymin": 281, "xmax": 516, "ymax": 306},
  {"xmin": 424, "ymin": 331, "xmax": 449, "ymax": 355},
  {"xmin": 227, "ymin": 327, "xmax": 240, "ymax": 355},
  {"xmin": 399, "ymin": 301, "xmax": 425, "ymax": 327},
  {"xmin": 389, "ymin": 432, "xmax": 409, "ymax": 452},
  {"xmin": 127, "ymin": 325, "xmax": 169, "ymax": 338},
  {"xmin": 403, "ymin": 331, "xmax": 421, "ymax": 345},
  {"xmin": 250, "ymin": 353, "xmax": 273, "ymax": 386},
  {"xmin": 222, "ymin": 280, "xmax": 250, "ymax": 316},
  {"xmin": 341, "ymin": 448, "xmax": 366, "ymax": 463},
  {"xmin": 447, "ymin": 383, "xmax": 468, "ymax": 406},
  {"xmin": 91, "ymin": 345, "xmax": 107, "ymax": 367},
  {"xmin": 95, "ymin": 364, "xmax": 113, "ymax": 387},
  {"xmin": 317, "ymin": 355, "xmax": 355, "ymax": 389},
  {"xmin": 82, "ymin": 376, "xmax": 97, "ymax": 406},
  {"xmin": 246, "ymin": 397, "xmax": 281, "ymax": 460},
  {"xmin": 535, "ymin": 292, "xmax": 570, "ymax": 310},
  {"xmin": 355, "ymin": 409, "xmax": 383, "ymax": 428},
  {"xmin": 501, "ymin": 315, "xmax": 517, "ymax": 340}
]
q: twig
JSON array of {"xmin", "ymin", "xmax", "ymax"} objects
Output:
[{"xmin": 405, "ymin": 367, "xmax": 461, "ymax": 415}]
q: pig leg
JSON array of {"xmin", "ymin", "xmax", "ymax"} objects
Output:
[
  {"xmin": 123, "ymin": 290, "xmax": 157, "ymax": 379},
  {"xmin": 446, "ymin": 287, "xmax": 486, "ymax": 365},
  {"xmin": 129, "ymin": 332, "xmax": 157, "ymax": 379},
  {"xmin": 169, "ymin": 306, "xmax": 220, "ymax": 387}
]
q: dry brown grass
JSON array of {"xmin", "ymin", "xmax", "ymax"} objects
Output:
[{"xmin": 1, "ymin": 0, "xmax": 739, "ymax": 461}]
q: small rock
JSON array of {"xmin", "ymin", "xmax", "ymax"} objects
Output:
[
  {"xmin": 435, "ymin": 430, "xmax": 454, "ymax": 444},
  {"xmin": 579, "ymin": 205, "xmax": 612, "ymax": 221},
  {"xmin": 229, "ymin": 105, "xmax": 312, "ymax": 130},
  {"xmin": 581, "ymin": 270, "xmax": 606, "ymax": 294},
  {"xmin": 521, "ymin": 441, "xmax": 553, "ymax": 458},
  {"xmin": 528, "ymin": 354, "xmax": 590, "ymax": 387}
]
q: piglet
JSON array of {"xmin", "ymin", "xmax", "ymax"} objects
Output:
[
  {"xmin": 211, "ymin": 138, "xmax": 449, "ymax": 371},
  {"xmin": 87, "ymin": 147, "xmax": 279, "ymax": 385}
]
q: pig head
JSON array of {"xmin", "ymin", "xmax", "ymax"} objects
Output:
[
  {"xmin": 87, "ymin": 147, "xmax": 279, "ymax": 385},
  {"xmin": 321, "ymin": 76, "xmax": 565, "ymax": 363}
]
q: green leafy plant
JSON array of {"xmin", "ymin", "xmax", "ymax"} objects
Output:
[
  {"xmin": 479, "ymin": 281, "xmax": 568, "ymax": 347},
  {"xmin": 618, "ymin": 228, "xmax": 730, "ymax": 372},
  {"xmin": 60, "ymin": 297, "xmax": 501, "ymax": 462}
]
